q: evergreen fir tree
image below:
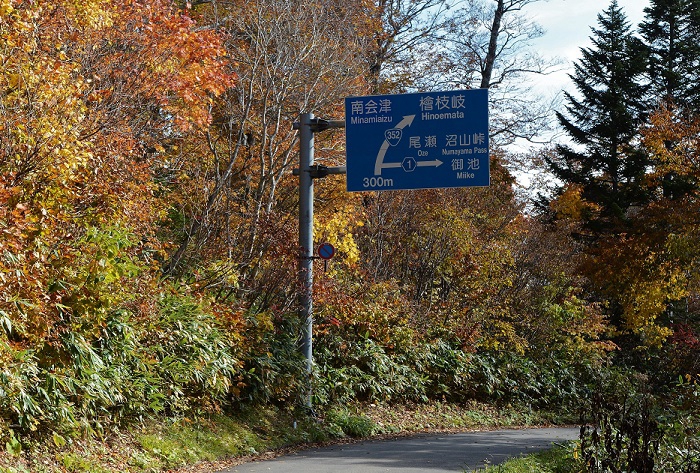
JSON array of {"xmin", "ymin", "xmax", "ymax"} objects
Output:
[
  {"xmin": 640, "ymin": 0, "xmax": 700, "ymax": 112},
  {"xmin": 547, "ymin": 0, "xmax": 649, "ymax": 235},
  {"xmin": 640, "ymin": 0, "xmax": 700, "ymax": 200}
]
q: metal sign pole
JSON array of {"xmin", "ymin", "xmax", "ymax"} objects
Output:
[
  {"xmin": 294, "ymin": 114, "xmax": 345, "ymax": 410},
  {"xmin": 298, "ymin": 113, "xmax": 315, "ymax": 409}
]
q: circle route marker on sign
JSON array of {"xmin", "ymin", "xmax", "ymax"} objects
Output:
[{"xmin": 317, "ymin": 242, "xmax": 335, "ymax": 260}]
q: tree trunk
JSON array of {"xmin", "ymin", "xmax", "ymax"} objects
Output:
[{"xmin": 481, "ymin": 0, "xmax": 505, "ymax": 89}]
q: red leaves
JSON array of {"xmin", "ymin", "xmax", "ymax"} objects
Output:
[{"xmin": 671, "ymin": 323, "xmax": 700, "ymax": 350}]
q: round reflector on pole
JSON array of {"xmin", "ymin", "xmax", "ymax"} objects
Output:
[{"xmin": 317, "ymin": 242, "xmax": 335, "ymax": 260}]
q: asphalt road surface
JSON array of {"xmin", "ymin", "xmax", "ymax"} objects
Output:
[{"xmin": 220, "ymin": 427, "xmax": 579, "ymax": 473}]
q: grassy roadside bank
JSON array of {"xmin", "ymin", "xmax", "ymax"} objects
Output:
[
  {"xmin": 0, "ymin": 402, "xmax": 573, "ymax": 473},
  {"xmin": 469, "ymin": 443, "xmax": 579, "ymax": 473}
]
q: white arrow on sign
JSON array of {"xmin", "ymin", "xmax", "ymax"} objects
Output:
[
  {"xmin": 416, "ymin": 159, "xmax": 443, "ymax": 168},
  {"xmin": 374, "ymin": 115, "xmax": 415, "ymax": 175},
  {"xmin": 380, "ymin": 159, "xmax": 443, "ymax": 171}
]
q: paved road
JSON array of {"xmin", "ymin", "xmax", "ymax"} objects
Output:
[{"xmin": 220, "ymin": 427, "xmax": 579, "ymax": 473}]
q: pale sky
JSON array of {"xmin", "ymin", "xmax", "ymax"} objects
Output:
[{"xmin": 523, "ymin": 0, "xmax": 650, "ymax": 96}]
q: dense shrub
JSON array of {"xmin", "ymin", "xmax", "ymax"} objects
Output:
[
  {"xmin": 1, "ymin": 313, "xmax": 160, "ymax": 437},
  {"xmin": 325, "ymin": 408, "xmax": 377, "ymax": 437},
  {"xmin": 465, "ymin": 350, "xmax": 600, "ymax": 410},
  {"xmin": 235, "ymin": 311, "xmax": 307, "ymax": 406},
  {"xmin": 313, "ymin": 327, "xmax": 601, "ymax": 411},
  {"xmin": 314, "ymin": 334, "xmax": 428, "ymax": 404},
  {"xmin": 579, "ymin": 374, "xmax": 700, "ymax": 473},
  {"xmin": 409, "ymin": 338, "xmax": 472, "ymax": 402},
  {"xmin": 147, "ymin": 294, "xmax": 241, "ymax": 413},
  {"xmin": 0, "ymin": 293, "xmax": 242, "ymax": 441}
]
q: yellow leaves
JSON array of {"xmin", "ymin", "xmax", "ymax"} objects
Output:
[
  {"xmin": 550, "ymin": 183, "xmax": 600, "ymax": 221},
  {"xmin": 588, "ymin": 231, "xmax": 691, "ymax": 348},
  {"xmin": 65, "ymin": 0, "xmax": 114, "ymax": 29},
  {"xmin": 546, "ymin": 291, "xmax": 616, "ymax": 355},
  {"xmin": 3, "ymin": 57, "xmax": 92, "ymax": 187},
  {"xmin": 6, "ymin": 72, "xmax": 22, "ymax": 90},
  {"xmin": 620, "ymin": 260, "xmax": 688, "ymax": 348},
  {"xmin": 633, "ymin": 324, "xmax": 674, "ymax": 350},
  {"xmin": 643, "ymin": 104, "xmax": 700, "ymax": 185},
  {"xmin": 0, "ymin": 0, "xmax": 13, "ymax": 17},
  {"xmin": 481, "ymin": 320, "xmax": 527, "ymax": 355},
  {"xmin": 315, "ymin": 198, "xmax": 364, "ymax": 267},
  {"xmin": 0, "ymin": 0, "xmax": 228, "ymax": 344}
]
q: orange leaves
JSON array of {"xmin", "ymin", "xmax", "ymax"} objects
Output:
[
  {"xmin": 66, "ymin": 0, "xmax": 235, "ymax": 135},
  {"xmin": 111, "ymin": 0, "xmax": 233, "ymax": 130},
  {"xmin": 315, "ymin": 276, "xmax": 410, "ymax": 344},
  {"xmin": 584, "ymin": 234, "xmax": 684, "ymax": 347},
  {"xmin": 0, "ymin": 0, "xmax": 234, "ymax": 349},
  {"xmin": 545, "ymin": 104, "xmax": 700, "ymax": 348},
  {"xmin": 0, "ymin": 0, "xmax": 235, "ymax": 220},
  {"xmin": 601, "ymin": 104, "xmax": 700, "ymax": 345},
  {"xmin": 643, "ymin": 104, "xmax": 700, "ymax": 181}
]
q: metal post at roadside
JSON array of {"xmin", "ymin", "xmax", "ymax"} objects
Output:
[
  {"xmin": 298, "ymin": 113, "xmax": 315, "ymax": 409},
  {"xmin": 294, "ymin": 114, "xmax": 345, "ymax": 410}
]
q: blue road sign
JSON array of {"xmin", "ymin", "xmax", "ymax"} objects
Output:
[{"xmin": 345, "ymin": 89, "xmax": 489, "ymax": 192}]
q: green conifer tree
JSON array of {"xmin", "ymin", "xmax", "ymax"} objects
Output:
[
  {"xmin": 547, "ymin": 0, "xmax": 649, "ymax": 235},
  {"xmin": 640, "ymin": 0, "xmax": 700, "ymax": 112}
]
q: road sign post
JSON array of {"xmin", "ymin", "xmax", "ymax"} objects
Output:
[
  {"xmin": 345, "ymin": 89, "xmax": 489, "ymax": 191},
  {"xmin": 294, "ymin": 113, "xmax": 345, "ymax": 410},
  {"xmin": 298, "ymin": 113, "xmax": 315, "ymax": 410},
  {"xmin": 294, "ymin": 89, "xmax": 488, "ymax": 411}
]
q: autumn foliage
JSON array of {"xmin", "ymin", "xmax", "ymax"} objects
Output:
[
  {"xmin": 0, "ymin": 0, "xmax": 696, "ymax": 461},
  {"xmin": 0, "ymin": 0, "xmax": 233, "ymax": 433}
]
